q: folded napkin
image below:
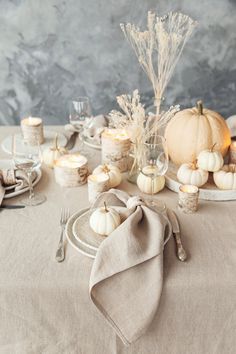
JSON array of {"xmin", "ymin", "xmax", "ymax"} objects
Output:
[
  {"xmin": 89, "ymin": 189, "xmax": 172, "ymax": 346},
  {"xmin": 0, "ymin": 168, "xmax": 36, "ymax": 205},
  {"xmin": 65, "ymin": 115, "xmax": 108, "ymax": 145}
]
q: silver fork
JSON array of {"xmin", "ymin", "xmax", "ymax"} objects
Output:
[{"xmin": 55, "ymin": 208, "xmax": 70, "ymax": 262}]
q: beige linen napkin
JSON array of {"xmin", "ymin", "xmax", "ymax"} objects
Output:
[
  {"xmin": 89, "ymin": 189, "xmax": 172, "ymax": 346},
  {"xmin": 0, "ymin": 168, "xmax": 36, "ymax": 205}
]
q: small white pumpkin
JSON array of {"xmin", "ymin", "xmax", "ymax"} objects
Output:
[
  {"xmin": 137, "ymin": 168, "xmax": 165, "ymax": 194},
  {"xmin": 93, "ymin": 164, "xmax": 122, "ymax": 188},
  {"xmin": 89, "ymin": 202, "xmax": 121, "ymax": 236},
  {"xmin": 177, "ymin": 161, "xmax": 209, "ymax": 187},
  {"xmin": 197, "ymin": 144, "xmax": 224, "ymax": 172},
  {"xmin": 213, "ymin": 164, "xmax": 236, "ymax": 190},
  {"xmin": 43, "ymin": 134, "xmax": 67, "ymax": 168}
]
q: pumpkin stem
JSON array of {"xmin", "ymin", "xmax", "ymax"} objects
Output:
[
  {"xmin": 192, "ymin": 160, "xmax": 197, "ymax": 170},
  {"xmin": 210, "ymin": 143, "xmax": 217, "ymax": 152},
  {"xmin": 196, "ymin": 100, "xmax": 203, "ymax": 115},
  {"xmin": 103, "ymin": 165, "xmax": 110, "ymax": 174},
  {"xmin": 104, "ymin": 202, "xmax": 108, "ymax": 213}
]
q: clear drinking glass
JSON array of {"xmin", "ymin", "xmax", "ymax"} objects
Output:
[
  {"xmin": 69, "ymin": 97, "xmax": 92, "ymax": 155},
  {"xmin": 12, "ymin": 136, "xmax": 46, "ymax": 206},
  {"xmin": 69, "ymin": 97, "xmax": 92, "ymax": 130},
  {"xmin": 140, "ymin": 135, "xmax": 168, "ymax": 212}
]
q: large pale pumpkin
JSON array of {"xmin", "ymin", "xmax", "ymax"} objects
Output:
[{"xmin": 165, "ymin": 101, "xmax": 231, "ymax": 165}]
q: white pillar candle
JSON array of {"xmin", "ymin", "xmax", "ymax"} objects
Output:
[
  {"xmin": 229, "ymin": 141, "xmax": 236, "ymax": 164},
  {"xmin": 88, "ymin": 173, "xmax": 110, "ymax": 204},
  {"xmin": 54, "ymin": 153, "xmax": 88, "ymax": 187},
  {"xmin": 178, "ymin": 184, "xmax": 199, "ymax": 213},
  {"xmin": 101, "ymin": 129, "xmax": 131, "ymax": 172},
  {"xmin": 21, "ymin": 116, "xmax": 44, "ymax": 145}
]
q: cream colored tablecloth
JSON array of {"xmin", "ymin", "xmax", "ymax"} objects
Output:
[{"xmin": 0, "ymin": 126, "xmax": 235, "ymax": 354}]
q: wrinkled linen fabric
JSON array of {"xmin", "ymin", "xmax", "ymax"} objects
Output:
[
  {"xmin": 0, "ymin": 126, "xmax": 235, "ymax": 354},
  {"xmin": 89, "ymin": 189, "xmax": 172, "ymax": 345}
]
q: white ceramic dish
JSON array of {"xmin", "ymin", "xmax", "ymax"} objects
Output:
[
  {"xmin": 1, "ymin": 129, "xmax": 67, "ymax": 156},
  {"xmin": 0, "ymin": 159, "xmax": 42, "ymax": 199},
  {"xmin": 81, "ymin": 134, "xmax": 101, "ymax": 150},
  {"xmin": 165, "ymin": 161, "xmax": 236, "ymax": 201},
  {"xmin": 66, "ymin": 209, "xmax": 96, "ymax": 259}
]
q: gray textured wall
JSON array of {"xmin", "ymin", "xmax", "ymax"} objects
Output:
[{"xmin": 0, "ymin": 0, "xmax": 235, "ymax": 125}]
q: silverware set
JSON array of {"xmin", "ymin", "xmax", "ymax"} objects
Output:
[
  {"xmin": 55, "ymin": 208, "xmax": 70, "ymax": 262},
  {"xmin": 167, "ymin": 209, "xmax": 187, "ymax": 262}
]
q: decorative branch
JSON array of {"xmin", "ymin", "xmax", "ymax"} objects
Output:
[{"xmin": 120, "ymin": 11, "xmax": 197, "ymax": 116}]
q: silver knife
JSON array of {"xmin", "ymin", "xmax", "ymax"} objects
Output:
[
  {"xmin": 0, "ymin": 205, "xmax": 25, "ymax": 209},
  {"xmin": 167, "ymin": 209, "xmax": 187, "ymax": 262},
  {"xmin": 65, "ymin": 132, "xmax": 78, "ymax": 150}
]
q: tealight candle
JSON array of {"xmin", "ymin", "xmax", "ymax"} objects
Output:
[
  {"xmin": 54, "ymin": 153, "xmax": 88, "ymax": 187},
  {"xmin": 21, "ymin": 116, "xmax": 44, "ymax": 145},
  {"xmin": 178, "ymin": 184, "xmax": 199, "ymax": 213},
  {"xmin": 101, "ymin": 129, "xmax": 131, "ymax": 172},
  {"xmin": 88, "ymin": 173, "xmax": 110, "ymax": 204},
  {"xmin": 229, "ymin": 141, "xmax": 236, "ymax": 164}
]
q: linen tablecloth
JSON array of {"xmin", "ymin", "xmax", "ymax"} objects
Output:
[{"xmin": 0, "ymin": 126, "xmax": 235, "ymax": 354}]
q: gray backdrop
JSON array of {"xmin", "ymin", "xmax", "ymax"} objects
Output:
[{"xmin": 0, "ymin": 0, "xmax": 235, "ymax": 125}]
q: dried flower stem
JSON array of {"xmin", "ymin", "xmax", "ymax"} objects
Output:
[{"xmin": 121, "ymin": 11, "xmax": 197, "ymax": 116}]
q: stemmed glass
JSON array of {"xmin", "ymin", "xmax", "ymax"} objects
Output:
[
  {"xmin": 12, "ymin": 136, "xmax": 46, "ymax": 206},
  {"xmin": 140, "ymin": 134, "xmax": 168, "ymax": 212},
  {"xmin": 69, "ymin": 96, "xmax": 92, "ymax": 155},
  {"xmin": 69, "ymin": 97, "xmax": 92, "ymax": 129}
]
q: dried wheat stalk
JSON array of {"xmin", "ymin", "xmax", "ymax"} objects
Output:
[
  {"xmin": 109, "ymin": 90, "xmax": 179, "ymax": 172},
  {"xmin": 120, "ymin": 11, "xmax": 197, "ymax": 116}
]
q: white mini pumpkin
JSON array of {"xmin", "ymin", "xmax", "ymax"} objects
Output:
[
  {"xmin": 197, "ymin": 145, "xmax": 224, "ymax": 172},
  {"xmin": 43, "ymin": 134, "xmax": 67, "ymax": 168},
  {"xmin": 93, "ymin": 164, "xmax": 122, "ymax": 188},
  {"xmin": 89, "ymin": 203, "xmax": 121, "ymax": 236},
  {"xmin": 177, "ymin": 162, "xmax": 209, "ymax": 187},
  {"xmin": 213, "ymin": 164, "xmax": 236, "ymax": 190},
  {"xmin": 137, "ymin": 169, "xmax": 165, "ymax": 195}
]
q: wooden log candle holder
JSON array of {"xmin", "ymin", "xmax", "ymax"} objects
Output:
[
  {"xmin": 21, "ymin": 117, "xmax": 44, "ymax": 145},
  {"xmin": 178, "ymin": 184, "xmax": 199, "ymax": 213},
  {"xmin": 101, "ymin": 129, "xmax": 131, "ymax": 172},
  {"xmin": 54, "ymin": 154, "xmax": 88, "ymax": 187},
  {"xmin": 87, "ymin": 174, "xmax": 110, "ymax": 204}
]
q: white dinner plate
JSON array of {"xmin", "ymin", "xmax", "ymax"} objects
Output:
[
  {"xmin": 1, "ymin": 129, "xmax": 67, "ymax": 156},
  {"xmin": 72, "ymin": 206, "xmax": 129, "ymax": 252},
  {"xmin": 0, "ymin": 159, "xmax": 42, "ymax": 199},
  {"xmin": 80, "ymin": 134, "xmax": 101, "ymax": 150},
  {"xmin": 66, "ymin": 209, "xmax": 96, "ymax": 259}
]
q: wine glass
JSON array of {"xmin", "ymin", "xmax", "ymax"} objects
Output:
[
  {"xmin": 140, "ymin": 134, "xmax": 168, "ymax": 213},
  {"xmin": 12, "ymin": 136, "xmax": 46, "ymax": 206},
  {"xmin": 69, "ymin": 97, "xmax": 92, "ymax": 129},
  {"xmin": 69, "ymin": 97, "xmax": 92, "ymax": 155}
]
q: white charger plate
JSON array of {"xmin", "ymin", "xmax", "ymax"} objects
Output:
[
  {"xmin": 1, "ymin": 129, "xmax": 67, "ymax": 156},
  {"xmin": 80, "ymin": 134, "xmax": 101, "ymax": 150},
  {"xmin": 0, "ymin": 159, "xmax": 42, "ymax": 199},
  {"xmin": 66, "ymin": 209, "xmax": 96, "ymax": 259}
]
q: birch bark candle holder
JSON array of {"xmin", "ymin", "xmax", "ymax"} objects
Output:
[
  {"xmin": 101, "ymin": 129, "xmax": 131, "ymax": 172},
  {"xmin": 21, "ymin": 117, "xmax": 44, "ymax": 145},
  {"xmin": 229, "ymin": 141, "xmax": 236, "ymax": 164},
  {"xmin": 88, "ymin": 174, "xmax": 110, "ymax": 204},
  {"xmin": 54, "ymin": 154, "xmax": 88, "ymax": 187},
  {"xmin": 178, "ymin": 184, "xmax": 199, "ymax": 213}
]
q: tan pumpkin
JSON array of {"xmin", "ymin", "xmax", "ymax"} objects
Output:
[
  {"xmin": 177, "ymin": 161, "xmax": 209, "ymax": 187},
  {"xmin": 197, "ymin": 144, "xmax": 224, "ymax": 172},
  {"xmin": 43, "ymin": 134, "xmax": 67, "ymax": 168},
  {"xmin": 165, "ymin": 101, "xmax": 231, "ymax": 165},
  {"xmin": 213, "ymin": 164, "xmax": 236, "ymax": 190},
  {"xmin": 93, "ymin": 164, "xmax": 122, "ymax": 188}
]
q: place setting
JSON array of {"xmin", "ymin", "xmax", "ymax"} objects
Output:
[{"xmin": 1, "ymin": 5, "xmax": 236, "ymax": 354}]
